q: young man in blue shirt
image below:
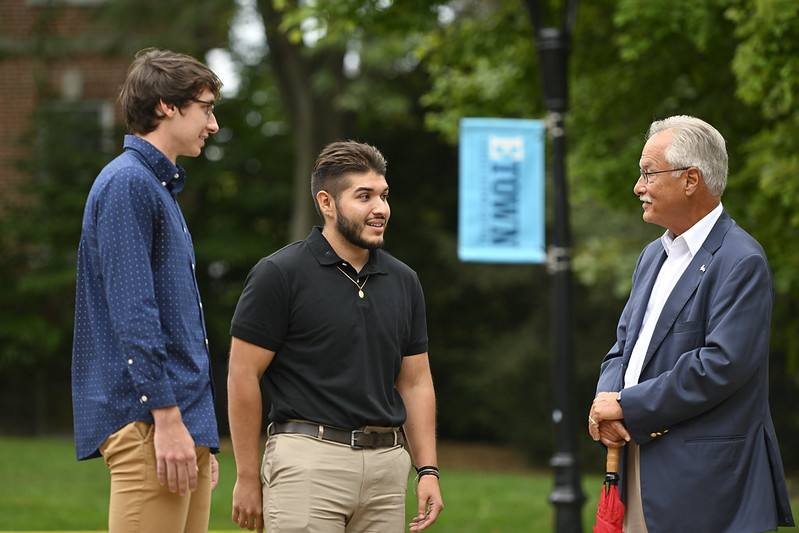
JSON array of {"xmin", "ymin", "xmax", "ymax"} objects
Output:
[{"xmin": 72, "ymin": 48, "xmax": 222, "ymax": 532}]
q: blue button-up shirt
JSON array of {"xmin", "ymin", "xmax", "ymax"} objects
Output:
[{"xmin": 72, "ymin": 135, "xmax": 218, "ymax": 460}]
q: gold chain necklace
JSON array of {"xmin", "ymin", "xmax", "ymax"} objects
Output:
[{"xmin": 336, "ymin": 266, "xmax": 369, "ymax": 299}]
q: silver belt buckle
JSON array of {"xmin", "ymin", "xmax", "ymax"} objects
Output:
[{"xmin": 350, "ymin": 430, "xmax": 366, "ymax": 449}]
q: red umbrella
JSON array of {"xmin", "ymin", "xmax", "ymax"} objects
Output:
[{"xmin": 593, "ymin": 446, "xmax": 625, "ymax": 533}]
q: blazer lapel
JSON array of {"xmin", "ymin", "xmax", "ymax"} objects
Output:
[{"xmin": 639, "ymin": 211, "xmax": 732, "ymax": 372}]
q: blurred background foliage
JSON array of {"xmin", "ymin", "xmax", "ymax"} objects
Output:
[{"xmin": 2, "ymin": 0, "xmax": 799, "ymax": 472}]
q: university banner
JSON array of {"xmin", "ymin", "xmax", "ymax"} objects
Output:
[{"xmin": 458, "ymin": 117, "xmax": 546, "ymax": 263}]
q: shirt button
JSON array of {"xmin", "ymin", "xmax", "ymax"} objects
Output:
[
  {"xmin": 199, "ymin": 302, "xmax": 203, "ymax": 309},
  {"xmin": 128, "ymin": 359, "xmax": 133, "ymax": 365},
  {"xmin": 161, "ymin": 181, "xmax": 167, "ymax": 187},
  {"xmin": 173, "ymin": 173, "xmax": 179, "ymax": 180},
  {"xmin": 205, "ymin": 338, "xmax": 209, "ymax": 345},
  {"xmin": 140, "ymin": 395, "xmax": 148, "ymax": 403},
  {"xmin": 191, "ymin": 263, "xmax": 195, "ymax": 270}
]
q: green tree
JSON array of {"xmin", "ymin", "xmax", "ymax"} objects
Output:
[
  {"xmin": 4, "ymin": 0, "xmax": 798, "ymax": 470},
  {"xmin": 409, "ymin": 0, "xmax": 799, "ymax": 464},
  {"xmin": 0, "ymin": 83, "xmax": 121, "ymax": 432}
]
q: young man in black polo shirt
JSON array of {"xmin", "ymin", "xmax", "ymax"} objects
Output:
[{"xmin": 227, "ymin": 141, "xmax": 443, "ymax": 532}]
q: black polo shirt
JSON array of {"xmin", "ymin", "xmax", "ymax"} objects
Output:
[{"xmin": 230, "ymin": 226, "xmax": 429, "ymax": 429}]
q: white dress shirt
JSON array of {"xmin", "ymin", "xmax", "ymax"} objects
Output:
[{"xmin": 624, "ymin": 203, "xmax": 724, "ymax": 388}]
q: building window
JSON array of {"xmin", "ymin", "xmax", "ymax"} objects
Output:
[{"xmin": 34, "ymin": 99, "xmax": 114, "ymax": 183}]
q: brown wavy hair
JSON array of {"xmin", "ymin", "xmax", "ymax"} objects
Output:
[{"xmin": 119, "ymin": 48, "xmax": 223, "ymax": 135}]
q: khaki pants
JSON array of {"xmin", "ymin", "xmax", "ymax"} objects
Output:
[
  {"xmin": 623, "ymin": 442, "xmax": 648, "ymax": 533},
  {"xmin": 262, "ymin": 433, "xmax": 411, "ymax": 532},
  {"xmin": 99, "ymin": 421, "xmax": 211, "ymax": 533}
]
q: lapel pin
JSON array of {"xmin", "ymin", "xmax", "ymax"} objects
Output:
[{"xmin": 700, "ymin": 265, "xmax": 706, "ymax": 272}]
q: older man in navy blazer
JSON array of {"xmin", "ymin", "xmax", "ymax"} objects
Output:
[{"xmin": 588, "ymin": 115, "xmax": 794, "ymax": 533}]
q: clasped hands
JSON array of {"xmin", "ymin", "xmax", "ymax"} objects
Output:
[{"xmin": 588, "ymin": 391, "xmax": 631, "ymax": 448}]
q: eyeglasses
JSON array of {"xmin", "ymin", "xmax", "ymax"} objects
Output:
[
  {"xmin": 190, "ymin": 97, "xmax": 215, "ymax": 118},
  {"xmin": 638, "ymin": 166, "xmax": 690, "ymax": 184}
]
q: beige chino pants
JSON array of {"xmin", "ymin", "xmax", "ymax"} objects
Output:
[
  {"xmin": 100, "ymin": 421, "xmax": 212, "ymax": 533},
  {"xmin": 262, "ymin": 433, "xmax": 412, "ymax": 532},
  {"xmin": 623, "ymin": 441, "xmax": 648, "ymax": 533}
]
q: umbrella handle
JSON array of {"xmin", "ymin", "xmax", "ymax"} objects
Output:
[{"xmin": 606, "ymin": 446, "xmax": 620, "ymax": 474}]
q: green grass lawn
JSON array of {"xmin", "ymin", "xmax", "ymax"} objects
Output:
[{"xmin": 0, "ymin": 436, "xmax": 796, "ymax": 532}]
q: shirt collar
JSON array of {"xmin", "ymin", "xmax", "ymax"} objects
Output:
[
  {"xmin": 123, "ymin": 135, "xmax": 186, "ymax": 195},
  {"xmin": 307, "ymin": 226, "xmax": 388, "ymax": 275},
  {"xmin": 661, "ymin": 202, "xmax": 724, "ymax": 257}
]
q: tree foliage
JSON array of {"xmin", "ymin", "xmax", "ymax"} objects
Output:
[
  {"xmin": 243, "ymin": 0, "xmax": 799, "ymax": 465},
  {"xmin": 2, "ymin": 0, "xmax": 799, "ymax": 468},
  {"xmin": 0, "ymin": 87, "xmax": 124, "ymax": 431}
]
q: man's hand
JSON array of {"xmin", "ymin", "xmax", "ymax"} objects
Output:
[
  {"xmin": 232, "ymin": 475, "xmax": 264, "ymax": 532},
  {"xmin": 151, "ymin": 406, "xmax": 198, "ymax": 496},
  {"xmin": 409, "ymin": 475, "xmax": 443, "ymax": 531},
  {"xmin": 589, "ymin": 419, "xmax": 630, "ymax": 447},
  {"xmin": 211, "ymin": 453, "xmax": 220, "ymax": 490},
  {"xmin": 588, "ymin": 392, "xmax": 631, "ymax": 447},
  {"xmin": 590, "ymin": 391, "xmax": 624, "ymax": 421}
]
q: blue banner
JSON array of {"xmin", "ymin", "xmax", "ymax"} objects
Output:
[{"xmin": 458, "ymin": 118, "xmax": 546, "ymax": 263}]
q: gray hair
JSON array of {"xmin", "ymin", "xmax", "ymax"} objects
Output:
[{"xmin": 647, "ymin": 115, "xmax": 728, "ymax": 196}]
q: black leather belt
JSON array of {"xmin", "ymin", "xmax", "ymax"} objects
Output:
[{"xmin": 269, "ymin": 420, "xmax": 405, "ymax": 449}]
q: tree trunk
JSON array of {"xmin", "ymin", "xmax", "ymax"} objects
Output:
[{"xmin": 258, "ymin": 0, "xmax": 353, "ymax": 243}]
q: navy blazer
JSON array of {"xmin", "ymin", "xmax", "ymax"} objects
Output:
[{"xmin": 596, "ymin": 210, "xmax": 794, "ymax": 532}]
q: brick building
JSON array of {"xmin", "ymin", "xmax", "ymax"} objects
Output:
[{"xmin": 0, "ymin": 0, "xmax": 130, "ymax": 210}]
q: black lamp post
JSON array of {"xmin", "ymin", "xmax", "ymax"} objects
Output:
[{"xmin": 524, "ymin": 1, "xmax": 585, "ymax": 532}]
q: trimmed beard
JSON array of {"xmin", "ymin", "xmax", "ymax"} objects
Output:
[{"xmin": 336, "ymin": 211, "xmax": 385, "ymax": 251}]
